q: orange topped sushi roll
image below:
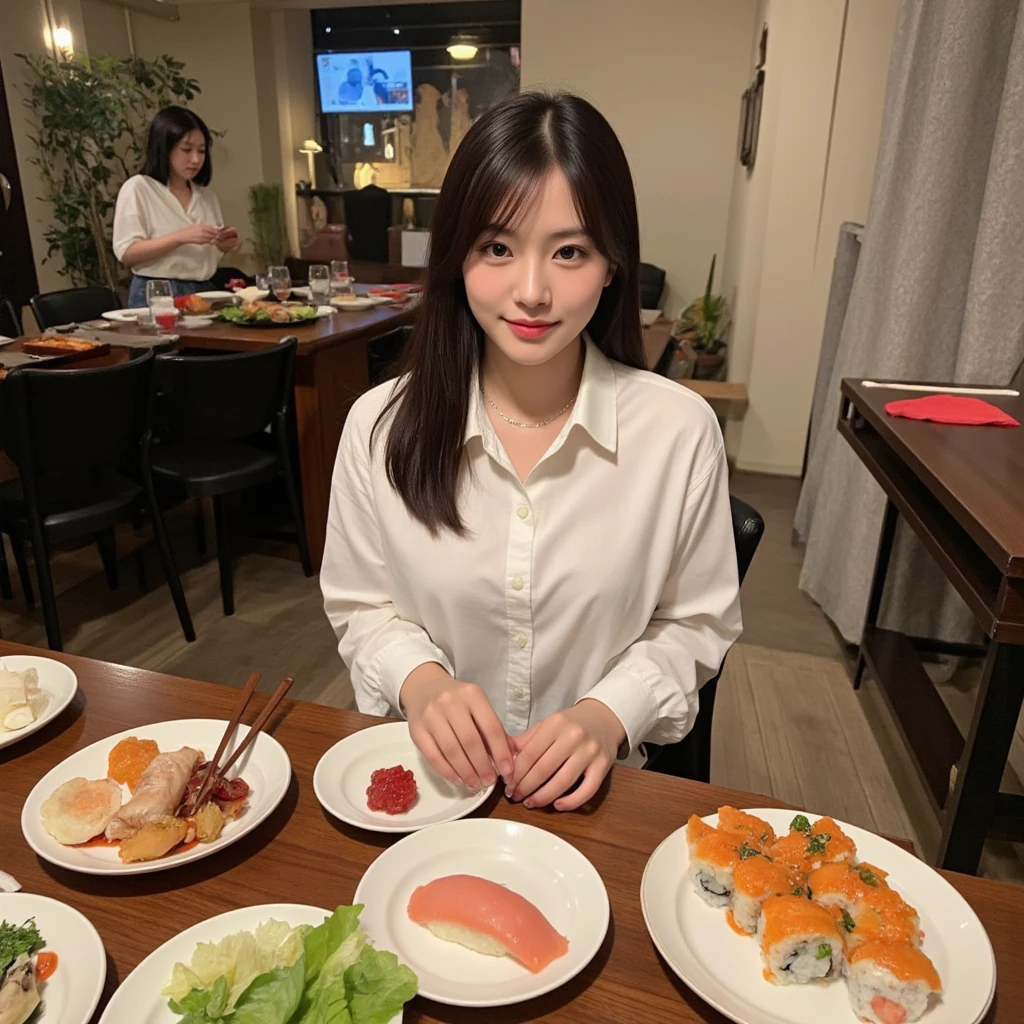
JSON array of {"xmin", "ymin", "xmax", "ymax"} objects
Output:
[
  {"xmin": 731, "ymin": 853, "xmax": 793, "ymax": 934},
  {"xmin": 771, "ymin": 813, "xmax": 858, "ymax": 876},
  {"xmin": 716, "ymin": 806, "xmax": 776, "ymax": 852},
  {"xmin": 688, "ymin": 829, "xmax": 742, "ymax": 908},
  {"xmin": 758, "ymin": 895, "xmax": 845, "ymax": 985},
  {"xmin": 847, "ymin": 941, "xmax": 941, "ymax": 1023},
  {"xmin": 685, "ymin": 813, "xmax": 717, "ymax": 854}
]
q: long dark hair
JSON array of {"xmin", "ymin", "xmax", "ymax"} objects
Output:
[
  {"xmin": 374, "ymin": 91, "xmax": 645, "ymax": 535},
  {"xmin": 141, "ymin": 106, "xmax": 212, "ymax": 186}
]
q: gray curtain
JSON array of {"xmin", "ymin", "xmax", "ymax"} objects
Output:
[{"xmin": 796, "ymin": 0, "xmax": 1024, "ymax": 644}]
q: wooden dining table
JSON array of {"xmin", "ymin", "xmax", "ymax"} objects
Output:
[{"xmin": 1, "ymin": 640, "xmax": 1020, "ymax": 1022}]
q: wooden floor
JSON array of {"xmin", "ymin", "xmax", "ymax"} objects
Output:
[{"xmin": 1, "ymin": 474, "xmax": 1020, "ymax": 884}]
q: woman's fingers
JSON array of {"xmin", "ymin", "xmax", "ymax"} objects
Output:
[
  {"xmin": 409, "ymin": 724, "xmax": 462, "ymax": 787},
  {"xmin": 512, "ymin": 730, "xmax": 571, "ymax": 803},
  {"xmin": 448, "ymin": 706, "xmax": 496, "ymax": 787},
  {"xmin": 522, "ymin": 755, "xmax": 587, "ymax": 809},
  {"xmin": 554, "ymin": 762, "xmax": 607, "ymax": 812},
  {"xmin": 468, "ymin": 695, "xmax": 514, "ymax": 781}
]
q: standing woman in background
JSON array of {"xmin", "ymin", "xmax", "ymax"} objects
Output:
[{"xmin": 113, "ymin": 106, "xmax": 241, "ymax": 307}]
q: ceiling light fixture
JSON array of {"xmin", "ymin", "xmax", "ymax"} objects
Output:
[{"xmin": 447, "ymin": 34, "xmax": 479, "ymax": 60}]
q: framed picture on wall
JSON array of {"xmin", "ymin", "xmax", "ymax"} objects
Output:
[{"xmin": 739, "ymin": 24, "xmax": 767, "ymax": 169}]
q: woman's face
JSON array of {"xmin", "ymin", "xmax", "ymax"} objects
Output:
[
  {"xmin": 170, "ymin": 129, "xmax": 207, "ymax": 182},
  {"xmin": 463, "ymin": 169, "xmax": 613, "ymax": 368}
]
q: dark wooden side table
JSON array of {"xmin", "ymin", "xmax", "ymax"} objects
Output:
[{"xmin": 839, "ymin": 379, "xmax": 1024, "ymax": 874}]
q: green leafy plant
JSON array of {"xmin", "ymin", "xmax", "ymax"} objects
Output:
[
  {"xmin": 248, "ymin": 183, "xmax": 290, "ymax": 269},
  {"xmin": 672, "ymin": 254, "xmax": 730, "ymax": 354},
  {"xmin": 18, "ymin": 51, "xmax": 204, "ymax": 291}
]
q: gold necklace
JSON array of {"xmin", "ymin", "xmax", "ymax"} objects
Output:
[{"xmin": 483, "ymin": 389, "xmax": 578, "ymax": 428}]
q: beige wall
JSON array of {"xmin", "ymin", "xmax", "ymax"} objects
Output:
[
  {"xmin": 521, "ymin": 0, "xmax": 758, "ymax": 318},
  {"xmin": 725, "ymin": 0, "xmax": 899, "ymax": 473},
  {"xmin": 81, "ymin": 0, "xmax": 130, "ymax": 56}
]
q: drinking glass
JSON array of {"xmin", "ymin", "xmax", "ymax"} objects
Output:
[
  {"xmin": 146, "ymin": 280, "xmax": 178, "ymax": 334},
  {"xmin": 267, "ymin": 265, "xmax": 291, "ymax": 302},
  {"xmin": 330, "ymin": 260, "xmax": 354, "ymax": 298},
  {"xmin": 308, "ymin": 264, "xmax": 331, "ymax": 305}
]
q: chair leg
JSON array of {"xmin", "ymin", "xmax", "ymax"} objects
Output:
[
  {"xmin": 195, "ymin": 498, "xmax": 207, "ymax": 555},
  {"xmin": 213, "ymin": 495, "xmax": 234, "ymax": 616},
  {"xmin": 10, "ymin": 536, "xmax": 35, "ymax": 610},
  {"xmin": 279, "ymin": 441, "xmax": 313, "ymax": 577},
  {"xmin": 0, "ymin": 536, "xmax": 12, "ymax": 600},
  {"xmin": 29, "ymin": 531, "xmax": 62, "ymax": 652},
  {"xmin": 144, "ymin": 479, "xmax": 195, "ymax": 643},
  {"xmin": 95, "ymin": 528, "xmax": 119, "ymax": 590}
]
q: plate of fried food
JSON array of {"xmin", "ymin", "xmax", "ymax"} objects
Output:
[
  {"xmin": 641, "ymin": 806, "xmax": 996, "ymax": 1024},
  {"xmin": 0, "ymin": 654, "xmax": 77, "ymax": 751},
  {"xmin": 217, "ymin": 301, "xmax": 319, "ymax": 327}
]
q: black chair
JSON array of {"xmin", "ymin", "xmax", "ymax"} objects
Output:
[
  {"xmin": 150, "ymin": 337, "xmax": 312, "ymax": 623},
  {"xmin": 210, "ymin": 266, "xmax": 253, "ymax": 290},
  {"xmin": 368, "ymin": 325, "xmax": 411, "ymax": 386},
  {"xmin": 30, "ymin": 286, "xmax": 120, "ymax": 330},
  {"xmin": 644, "ymin": 496, "xmax": 765, "ymax": 782},
  {"xmin": 0, "ymin": 295, "xmax": 22, "ymax": 338},
  {"xmin": 0, "ymin": 350, "xmax": 194, "ymax": 650},
  {"xmin": 639, "ymin": 262, "xmax": 667, "ymax": 310},
  {"xmin": 343, "ymin": 184, "xmax": 391, "ymax": 262}
]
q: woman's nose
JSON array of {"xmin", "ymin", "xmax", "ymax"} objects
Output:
[{"xmin": 511, "ymin": 257, "xmax": 551, "ymax": 309}]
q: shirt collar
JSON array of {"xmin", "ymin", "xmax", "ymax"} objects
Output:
[{"xmin": 465, "ymin": 333, "xmax": 618, "ymax": 454}]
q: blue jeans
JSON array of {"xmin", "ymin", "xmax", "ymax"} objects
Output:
[{"xmin": 127, "ymin": 275, "xmax": 214, "ymax": 308}]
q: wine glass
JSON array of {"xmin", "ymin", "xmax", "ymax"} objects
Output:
[
  {"xmin": 267, "ymin": 266, "xmax": 291, "ymax": 302},
  {"xmin": 330, "ymin": 260, "xmax": 354, "ymax": 298},
  {"xmin": 146, "ymin": 280, "xmax": 178, "ymax": 334},
  {"xmin": 308, "ymin": 264, "xmax": 331, "ymax": 305}
]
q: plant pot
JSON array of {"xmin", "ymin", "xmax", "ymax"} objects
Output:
[{"xmin": 671, "ymin": 340, "xmax": 727, "ymax": 381}]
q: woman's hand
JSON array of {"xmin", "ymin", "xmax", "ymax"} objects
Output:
[
  {"xmin": 177, "ymin": 223, "xmax": 221, "ymax": 246},
  {"xmin": 400, "ymin": 663, "xmax": 514, "ymax": 791},
  {"xmin": 507, "ymin": 699, "xmax": 626, "ymax": 812},
  {"xmin": 216, "ymin": 226, "xmax": 241, "ymax": 253}
]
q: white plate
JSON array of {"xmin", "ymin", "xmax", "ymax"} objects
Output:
[
  {"xmin": 314, "ymin": 305, "xmax": 335, "ymax": 318},
  {"xmin": 0, "ymin": 654, "xmax": 78, "ymax": 750},
  {"xmin": 0, "ymin": 891, "xmax": 106, "ymax": 1024},
  {"xmin": 194, "ymin": 291, "xmax": 234, "ymax": 300},
  {"xmin": 313, "ymin": 721, "xmax": 493, "ymax": 833},
  {"xmin": 641, "ymin": 808, "xmax": 996, "ymax": 1024},
  {"xmin": 330, "ymin": 297, "xmax": 375, "ymax": 311},
  {"xmin": 100, "ymin": 308, "xmax": 142, "ymax": 322},
  {"xmin": 641, "ymin": 308, "xmax": 662, "ymax": 326},
  {"xmin": 179, "ymin": 315, "xmax": 214, "ymax": 328},
  {"xmin": 232, "ymin": 287, "xmax": 270, "ymax": 302},
  {"xmin": 353, "ymin": 817, "xmax": 609, "ymax": 1007},
  {"xmin": 21, "ymin": 718, "xmax": 291, "ymax": 875},
  {"xmin": 98, "ymin": 903, "xmax": 403, "ymax": 1024}
]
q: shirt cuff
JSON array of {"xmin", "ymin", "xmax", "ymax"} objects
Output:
[
  {"xmin": 364, "ymin": 635, "xmax": 454, "ymax": 714},
  {"xmin": 579, "ymin": 666, "xmax": 660, "ymax": 759}
]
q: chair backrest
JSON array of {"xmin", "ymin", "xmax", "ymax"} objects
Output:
[
  {"xmin": 0, "ymin": 295, "xmax": 21, "ymax": 338},
  {"xmin": 343, "ymin": 185, "xmax": 391, "ymax": 263},
  {"xmin": 210, "ymin": 266, "xmax": 253, "ymax": 290},
  {"xmin": 368, "ymin": 325, "xmax": 411, "ymax": 386},
  {"xmin": 646, "ymin": 495, "xmax": 765, "ymax": 782},
  {"xmin": 30, "ymin": 286, "xmax": 120, "ymax": 330},
  {"xmin": 3, "ymin": 349, "xmax": 155, "ymax": 478},
  {"xmin": 639, "ymin": 262, "xmax": 667, "ymax": 310},
  {"xmin": 154, "ymin": 338, "xmax": 296, "ymax": 444}
]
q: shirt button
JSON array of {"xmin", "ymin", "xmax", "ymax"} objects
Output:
[
  {"xmin": 515, "ymin": 634, "xmax": 528, "ymax": 648},
  {"xmin": 511, "ymin": 576, "xmax": 524, "ymax": 591},
  {"xmin": 513, "ymin": 687, "xmax": 527, "ymax": 699},
  {"xmin": 516, "ymin": 505, "xmax": 529, "ymax": 519}
]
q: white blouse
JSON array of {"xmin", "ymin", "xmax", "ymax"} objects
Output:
[
  {"xmin": 112, "ymin": 174, "xmax": 224, "ymax": 281},
  {"xmin": 321, "ymin": 338, "xmax": 742, "ymax": 755}
]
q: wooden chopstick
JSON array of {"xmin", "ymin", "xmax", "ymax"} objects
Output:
[
  {"xmin": 216, "ymin": 676, "xmax": 294, "ymax": 780},
  {"xmin": 186, "ymin": 672, "xmax": 260, "ymax": 815}
]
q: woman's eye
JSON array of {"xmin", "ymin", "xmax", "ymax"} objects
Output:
[
  {"xmin": 556, "ymin": 245, "xmax": 584, "ymax": 260},
  {"xmin": 483, "ymin": 242, "xmax": 510, "ymax": 258}
]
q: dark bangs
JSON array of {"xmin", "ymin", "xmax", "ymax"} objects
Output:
[
  {"xmin": 141, "ymin": 106, "xmax": 213, "ymax": 186},
  {"xmin": 373, "ymin": 91, "xmax": 645, "ymax": 535}
]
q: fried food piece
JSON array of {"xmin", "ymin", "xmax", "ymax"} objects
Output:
[
  {"xmin": 118, "ymin": 815, "xmax": 188, "ymax": 863},
  {"xmin": 184, "ymin": 294, "xmax": 211, "ymax": 315},
  {"xmin": 194, "ymin": 800, "xmax": 226, "ymax": 843},
  {"xmin": 40, "ymin": 777, "xmax": 123, "ymax": 845},
  {"xmin": 108, "ymin": 736, "xmax": 160, "ymax": 792}
]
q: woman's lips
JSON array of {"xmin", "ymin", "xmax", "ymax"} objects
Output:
[{"xmin": 503, "ymin": 318, "xmax": 559, "ymax": 340}]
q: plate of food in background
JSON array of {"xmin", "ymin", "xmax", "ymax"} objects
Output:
[
  {"xmin": 99, "ymin": 902, "xmax": 416, "ymax": 1024},
  {"xmin": 0, "ymin": 891, "xmax": 106, "ymax": 1024},
  {"xmin": 329, "ymin": 295, "xmax": 375, "ymax": 311},
  {"xmin": 0, "ymin": 655, "xmax": 77, "ymax": 751},
  {"xmin": 641, "ymin": 806, "xmax": 996, "ymax": 1024},
  {"xmin": 217, "ymin": 302, "xmax": 319, "ymax": 327},
  {"xmin": 313, "ymin": 721, "xmax": 494, "ymax": 834},
  {"xmin": 21, "ymin": 717, "xmax": 291, "ymax": 875},
  {"xmin": 353, "ymin": 817, "xmax": 608, "ymax": 1007},
  {"xmin": 100, "ymin": 308, "xmax": 143, "ymax": 322}
]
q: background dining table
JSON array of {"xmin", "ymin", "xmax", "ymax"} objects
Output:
[{"xmin": 1, "ymin": 638, "xmax": 1021, "ymax": 1023}]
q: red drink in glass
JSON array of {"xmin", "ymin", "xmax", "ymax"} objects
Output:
[{"xmin": 155, "ymin": 312, "xmax": 178, "ymax": 330}]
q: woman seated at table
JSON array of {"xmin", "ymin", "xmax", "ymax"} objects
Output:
[
  {"xmin": 321, "ymin": 91, "xmax": 741, "ymax": 813},
  {"xmin": 113, "ymin": 106, "xmax": 241, "ymax": 308}
]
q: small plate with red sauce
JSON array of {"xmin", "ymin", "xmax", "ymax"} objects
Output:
[
  {"xmin": 0, "ymin": 892, "xmax": 106, "ymax": 1024},
  {"xmin": 313, "ymin": 721, "xmax": 494, "ymax": 833}
]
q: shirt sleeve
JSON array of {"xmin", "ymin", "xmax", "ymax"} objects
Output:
[
  {"xmin": 320, "ymin": 398, "xmax": 453, "ymax": 717},
  {"xmin": 581, "ymin": 437, "xmax": 742, "ymax": 754},
  {"xmin": 112, "ymin": 178, "xmax": 147, "ymax": 261}
]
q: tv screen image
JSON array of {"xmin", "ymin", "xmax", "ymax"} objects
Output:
[{"xmin": 318, "ymin": 50, "xmax": 414, "ymax": 113}]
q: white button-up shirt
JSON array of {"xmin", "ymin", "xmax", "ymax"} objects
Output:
[
  {"xmin": 321, "ymin": 338, "xmax": 742, "ymax": 754},
  {"xmin": 112, "ymin": 174, "xmax": 224, "ymax": 282}
]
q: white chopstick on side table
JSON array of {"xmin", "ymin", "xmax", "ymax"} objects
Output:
[{"xmin": 861, "ymin": 381, "xmax": 1020, "ymax": 396}]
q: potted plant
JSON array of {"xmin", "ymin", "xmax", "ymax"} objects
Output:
[
  {"xmin": 671, "ymin": 255, "xmax": 730, "ymax": 380},
  {"xmin": 248, "ymin": 183, "xmax": 289, "ymax": 269}
]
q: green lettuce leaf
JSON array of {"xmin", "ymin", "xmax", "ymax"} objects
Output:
[
  {"xmin": 346, "ymin": 947, "xmax": 418, "ymax": 1024},
  {"xmin": 230, "ymin": 956, "xmax": 305, "ymax": 1024},
  {"xmin": 302, "ymin": 906, "xmax": 363, "ymax": 984}
]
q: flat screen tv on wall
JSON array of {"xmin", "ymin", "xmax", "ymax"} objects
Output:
[{"xmin": 317, "ymin": 50, "xmax": 414, "ymax": 114}]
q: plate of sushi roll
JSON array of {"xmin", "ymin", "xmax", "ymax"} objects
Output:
[
  {"xmin": 353, "ymin": 817, "xmax": 609, "ymax": 1007},
  {"xmin": 20, "ymin": 719, "xmax": 291, "ymax": 875},
  {"xmin": 641, "ymin": 807, "xmax": 995, "ymax": 1024}
]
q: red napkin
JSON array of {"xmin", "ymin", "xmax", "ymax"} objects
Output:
[{"xmin": 884, "ymin": 395, "xmax": 1019, "ymax": 427}]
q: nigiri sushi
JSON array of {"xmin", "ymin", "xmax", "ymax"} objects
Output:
[
  {"xmin": 407, "ymin": 874, "xmax": 568, "ymax": 974},
  {"xmin": 847, "ymin": 941, "xmax": 941, "ymax": 1023},
  {"xmin": 758, "ymin": 895, "xmax": 845, "ymax": 985}
]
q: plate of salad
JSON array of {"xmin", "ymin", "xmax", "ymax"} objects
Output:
[
  {"xmin": 98, "ymin": 903, "xmax": 417, "ymax": 1024},
  {"xmin": 217, "ymin": 303, "xmax": 320, "ymax": 328},
  {"xmin": 0, "ymin": 891, "xmax": 106, "ymax": 1024}
]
